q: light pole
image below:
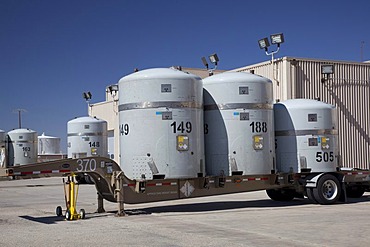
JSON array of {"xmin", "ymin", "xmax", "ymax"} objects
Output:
[
  {"xmin": 107, "ymin": 84, "xmax": 119, "ymax": 115},
  {"xmin": 258, "ymin": 33, "xmax": 285, "ymax": 84},
  {"xmin": 361, "ymin": 41, "xmax": 365, "ymax": 62},
  {"xmin": 13, "ymin": 108, "xmax": 26, "ymax": 128},
  {"xmin": 83, "ymin": 91, "xmax": 92, "ymax": 114}
]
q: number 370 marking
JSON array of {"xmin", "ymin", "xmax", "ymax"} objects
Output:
[{"xmin": 77, "ymin": 159, "xmax": 97, "ymax": 172}]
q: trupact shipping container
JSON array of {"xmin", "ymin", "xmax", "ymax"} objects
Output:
[
  {"xmin": 274, "ymin": 99, "xmax": 338, "ymax": 173},
  {"xmin": 118, "ymin": 68, "xmax": 205, "ymax": 180},
  {"xmin": 203, "ymin": 72, "xmax": 275, "ymax": 176},
  {"xmin": 7, "ymin": 128, "xmax": 38, "ymax": 166},
  {"xmin": 67, "ymin": 116, "xmax": 108, "ymax": 159}
]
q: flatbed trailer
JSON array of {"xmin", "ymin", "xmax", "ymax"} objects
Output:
[{"xmin": 1, "ymin": 157, "xmax": 370, "ymax": 219}]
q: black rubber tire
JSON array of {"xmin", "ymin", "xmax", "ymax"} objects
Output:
[
  {"xmin": 65, "ymin": 210, "xmax": 72, "ymax": 221},
  {"xmin": 306, "ymin": 188, "xmax": 318, "ymax": 203},
  {"xmin": 266, "ymin": 189, "xmax": 295, "ymax": 201},
  {"xmin": 79, "ymin": 209, "xmax": 86, "ymax": 219},
  {"xmin": 313, "ymin": 174, "xmax": 341, "ymax": 205},
  {"xmin": 56, "ymin": 206, "xmax": 63, "ymax": 217},
  {"xmin": 346, "ymin": 186, "xmax": 365, "ymax": 198}
]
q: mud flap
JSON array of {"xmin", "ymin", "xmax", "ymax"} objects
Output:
[{"xmin": 338, "ymin": 180, "xmax": 347, "ymax": 203}]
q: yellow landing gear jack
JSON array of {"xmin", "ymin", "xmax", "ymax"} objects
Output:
[{"xmin": 56, "ymin": 174, "xmax": 86, "ymax": 221}]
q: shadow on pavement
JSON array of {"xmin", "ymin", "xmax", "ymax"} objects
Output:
[
  {"xmin": 130, "ymin": 195, "xmax": 370, "ymax": 215},
  {"xmin": 137, "ymin": 199, "xmax": 309, "ymax": 214},
  {"xmin": 19, "ymin": 215, "xmax": 65, "ymax": 224},
  {"xmin": 19, "ymin": 195, "xmax": 370, "ymax": 219}
]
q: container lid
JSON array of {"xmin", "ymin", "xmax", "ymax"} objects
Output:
[
  {"xmin": 38, "ymin": 132, "xmax": 60, "ymax": 139},
  {"xmin": 8, "ymin": 128, "xmax": 37, "ymax": 134},
  {"xmin": 203, "ymin": 71, "xmax": 271, "ymax": 85},
  {"xmin": 68, "ymin": 116, "xmax": 107, "ymax": 124},
  {"xmin": 119, "ymin": 68, "xmax": 201, "ymax": 82},
  {"xmin": 275, "ymin": 99, "xmax": 335, "ymax": 110}
]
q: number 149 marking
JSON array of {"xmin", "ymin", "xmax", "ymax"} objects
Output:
[{"xmin": 170, "ymin": 121, "xmax": 192, "ymax": 133}]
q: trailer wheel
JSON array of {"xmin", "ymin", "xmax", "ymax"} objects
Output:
[
  {"xmin": 65, "ymin": 210, "xmax": 72, "ymax": 221},
  {"xmin": 305, "ymin": 188, "xmax": 318, "ymax": 203},
  {"xmin": 56, "ymin": 206, "xmax": 63, "ymax": 217},
  {"xmin": 346, "ymin": 186, "xmax": 365, "ymax": 198},
  {"xmin": 79, "ymin": 209, "xmax": 86, "ymax": 219},
  {"xmin": 312, "ymin": 174, "xmax": 341, "ymax": 205},
  {"xmin": 266, "ymin": 189, "xmax": 295, "ymax": 201}
]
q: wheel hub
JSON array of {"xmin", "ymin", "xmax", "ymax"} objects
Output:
[{"xmin": 322, "ymin": 180, "xmax": 337, "ymax": 200}]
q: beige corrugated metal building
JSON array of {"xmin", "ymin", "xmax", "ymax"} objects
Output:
[{"xmin": 233, "ymin": 57, "xmax": 370, "ymax": 169}]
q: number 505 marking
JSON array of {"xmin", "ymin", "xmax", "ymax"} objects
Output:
[
  {"xmin": 77, "ymin": 159, "xmax": 97, "ymax": 172},
  {"xmin": 315, "ymin": 152, "xmax": 334, "ymax": 162}
]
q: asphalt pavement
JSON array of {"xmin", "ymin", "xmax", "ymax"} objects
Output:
[{"xmin": 1, "ymin": 177, "xmax": 370, "ymax": 247}]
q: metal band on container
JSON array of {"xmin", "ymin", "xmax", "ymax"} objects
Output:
[
  {"xmin": 7, "ymin": 140, "xmax": 37, "ymax": 144},
  {"xmin": 204, "ymin": 103, "xmax": 273, "ymax": 111},
  {"xmin": 118, "ymin": 101, "xmax": 203, "ymax": 111},
  {"xmin": 275, "ymin": 129, "xmax": 338, "ymax": 136},
  {"xmin": 67, "ymin": 132, "xmax": 105, "ymax": 137}
]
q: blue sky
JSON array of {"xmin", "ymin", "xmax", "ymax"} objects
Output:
[{"xmin": 1, "ymin": 0, "xmax": 369, "ymax": 152}]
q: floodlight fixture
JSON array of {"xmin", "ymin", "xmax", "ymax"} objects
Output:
[
  {"xmin": 270, "ymin": 33, "xmax": 285, "ymax": 46},
  {"xmin": 258, "ymin": 33, "xmax": 284, "ymax": 61},
  {"xmin": 83, "ymin": 91, "xmax": 92, "ymax": 101},
  {"xmin": 321, "ymin": 64, "xmax": 334, "ymax": 75},
  {"xmin": 201, "ymin": 57, "xmax": 209, "ymax": 69},
  {"xmin": 201, "ymin": 53, "xmax": 220, "ymax": 76},
  {"xmin": 108, "ymin": 84, "xmax": 119, "ymax": 94},
  {"xmin": 209, "ymin": 53, "xmax": 219, "ymax": 65},
  {"xmin": 321, "ymin": 64, "xmax": 334, "ymax": 83},
  {"xmin": 258, "ymin": 38, "xmax": 270, "ymax": 50}
]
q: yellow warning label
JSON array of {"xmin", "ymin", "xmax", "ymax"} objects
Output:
[{"xmin": 254, "ymin": 136, "xmax": 261, "ymax": 142}]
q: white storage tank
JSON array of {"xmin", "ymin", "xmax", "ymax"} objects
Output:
[
  {"xmin": 7, "ymin": 128, "xmax": 38, "ymax": 166},
  {"xmin": 0, "ymin": 130, "xmax": 6, "ymax": 167},
  {"xmin": 274, "ymin": 99, "xmax": 338, "ymax": 173},
  {"xmin": 38, "ymin": 133, "xmax": 61, "ymax": 155},
  {"xmin": 67, "ymin": 116, "xmax": 108, "ymax": 158},
  {"xmin": 118, "ymin": 68, "xmax": 205, "ymax": 179},
  {"xmin": 203, "ymin": 72, "xmax": 275, "ymax": 176}
]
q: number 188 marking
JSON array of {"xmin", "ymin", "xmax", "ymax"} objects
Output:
[{"xmin": 250, "ymin": 121, "xmax": 267, "ymax": 133}]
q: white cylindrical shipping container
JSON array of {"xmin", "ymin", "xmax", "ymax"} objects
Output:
[
  {"xmin": 38, "ymin": 133, "xmax": 61, "ymax": 155},
  {"xmin": 7, "ymin": 128, "xmax": 38, "ymax": 166},
  {"xmin": 203, "ymin": 72, "xmax": 275, "ymax": 176},
  {"xmin": 0, "ymin": 130, "xmax": 6, "ymax": 167},
  {"xmin": 118, "ymin": 68, "xmax": 205, "ymax": 179},
  {"xmin": 274, "ymin": 99, "xmax": 338, "ymax": 173},
  {"xmin": 67, "ymin": 116, "xmax": 108, "ymax": 158}
]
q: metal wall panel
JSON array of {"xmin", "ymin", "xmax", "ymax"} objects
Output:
[
  {"xmin": 232, "ymin": 59, "xmax": 292, "ymax": 101},
  {"xmin": 234, "ymin": 57, "xmax": 370, "ymax": 169}
]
